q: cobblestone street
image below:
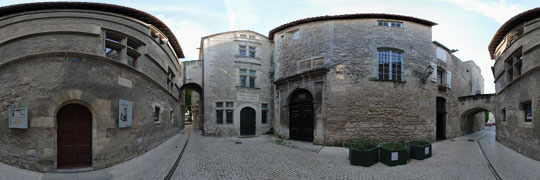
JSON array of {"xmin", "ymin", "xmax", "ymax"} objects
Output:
[
  {"xmin": 1, "ymin": 126, "xmax": 539, "ymax": 180},
  {"xmin": 171, "ymin": 127, "xmax": 539, "ymax": 180}
]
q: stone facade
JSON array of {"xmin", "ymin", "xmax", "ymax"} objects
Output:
[
  {"xmin": 489, "ymin": 8, "xmax": 540, "ymax": 161},
  {"xmin": 200, "ymin": 31, "xmax": 273, "ymax": 136},
  {"xmin": 270, "ymin": 15, "xmax": 485, "ymax": 144},
  {"xmin": 0, "ymin": 3, "xmax": 184, "ymax": 172},
  {"xmin": 190, "ymin": 14, "xmax": 486, "ymax": 145}
]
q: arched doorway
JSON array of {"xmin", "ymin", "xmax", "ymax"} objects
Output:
[
  {"xmin": 240, "ymin": 107, "xmax": 256, "ymax": 136},
  {"xmin": 289, "ymin": 89, "xmax": 314, "ymax": 141},
  {"xmin": 436, "ymin": 97, "xmax": 446, "ymax": 141},
  {"xmin": 57, "ymin": 104, "xmax": 92, "ymax": 169}
]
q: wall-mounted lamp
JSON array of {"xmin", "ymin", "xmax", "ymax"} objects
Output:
[{"xmin": 421, "ymin": 65, "xmax": 435, "ymax": 84}]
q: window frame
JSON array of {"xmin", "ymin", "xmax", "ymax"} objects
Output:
[
  {"xmin": 261, "ymin": 103, "xmax": 269, "ymax": 124},
  {"xmin": 216, "ymin": 101, "xmax": 234, "ymax": 125},
  {"xmin": 104, "ymin": 31, "xmax": 142, "ymax": 68},
  {"xmin": 376, "ymin": 49, "xmax": 404, "ymax": 81},
  {"xmin": 522, "ymin": 101, "xmax": 532, "ymax": 123}
]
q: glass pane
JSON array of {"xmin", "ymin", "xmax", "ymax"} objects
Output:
[
  {"xmin": 226, "ymin": 110, "xmax": 233, "ymax": 124},
  {"xmin": 216, "ymin": 102, "xmax": 223, "ymax": 108},
  {"xmin": 249, "ymin": 51, "xmax": 255, "ymax": 57},
  {"xmin": 226, "ymin": 102, "xmax": 234, "ymax": 108},
  {"xmin": 239, "ymin": 45, "xmax": 247, "ymax": 49},
  {"xmin": 249, "ymin": 70, "xmax": 256, "ymax": 76},
  {"xmin": 240, "ymin": 69, "xmax": 247, "ymax": 75},
  {"xmin": 216, "ymin": 110, "xmax": 223, "ymax": 124},
  {"xmin": 240, "ymin": 76, "xmax": 246, "ymax": 87},
  {"xmin": 249, "ymin": 77, "xmax": 255, "ymax": 88},
  {"xmin": 262, "ymin": 111, "xmax": 267, "ymax": 124},
  {"xmin": 262, "ymin": 104, "xmax": 268, "ymax": 110},
  {"xmin": 239, "ymin": 50, "xmax": 247, "ymax": 56},
  {"xmin": 127, "ymin": 54, "xmax": 135, "ymax": 67},
  {"xmin": 106, "ymin": 47, "xmax": 119, "ymax": 60}
]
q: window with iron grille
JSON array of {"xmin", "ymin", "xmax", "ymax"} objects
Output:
[{"xmin": 377, "ymin": 49, "xmax": 403, "ymax": 81}]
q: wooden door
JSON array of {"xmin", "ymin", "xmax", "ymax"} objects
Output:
[
  {"xmin": 240, "ymin": 107, "xmax": 256, "ymax": 136},
  {"xmin": 57, "ymin": 104, "xmax": 92, "ymax": 168},
  {"xmin": 289, "ymin": 90, "xmax": 314, "ymax": 141}
]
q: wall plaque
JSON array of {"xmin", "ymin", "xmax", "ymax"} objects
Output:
[
  {"xmin": 237, "ymin": 93, "xmax": 259, "ymax": 102},
  {"xmin": 118, "ymin": 100, "xmax": 133, "ymax": 128},
  {"xmin": 9, "ymin": 107, "xmax": 28, "ymax": 129}
]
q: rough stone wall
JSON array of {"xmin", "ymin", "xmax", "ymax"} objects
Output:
[
  {"xmin": 494, "ymin": 17, "xmax": 540, "ymax": 161},
  {"xmin": 273, "ymin": 18, "xmax": 485, "ymax": 145},
  {"xmin": 201, "ymin": 31, "xmax": 273, "ymax": 136},
  {"xmin": 183, "ymin": 60, "xmax": 203, "ymax": 86},
  {"xmin": 0, "ymin": 10, "xmax": 183, "ymax": 172}
]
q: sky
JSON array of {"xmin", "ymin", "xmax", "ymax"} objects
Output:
[{"xmin": 1, "ymin": 0, "xmax": 538, "ymax": 93}]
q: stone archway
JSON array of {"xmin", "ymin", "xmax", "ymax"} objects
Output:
[
  {"xmin": 460, "ymin": 107, "xmax": 491, "ymax": 135},
  {"xmin": 180, "ymin": 83, "xmax": 203, "ymax": 132}
]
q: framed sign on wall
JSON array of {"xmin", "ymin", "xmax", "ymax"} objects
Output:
[
  {"xmin": 9, "ymin": 107, "xmax": 28, "ymax": 129},
  {"xmin": 118, "ymin": 100, "xmax": 133, "ymax": 128}
]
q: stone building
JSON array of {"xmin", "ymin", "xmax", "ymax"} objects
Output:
[
  {"xmin": 270, "ymin": 14, "xmax": 485, "ymax": 144},
  {"xmin": 192, "ymin": 14, "xmax": 486, "ymax": 144},
  {"xmin": 489, "ymin": 8, "xmax": 540, "ymax": 161},
  {"xmin": 199, "ymin": 31, "xmax": 273, "ymax": 136},
  {"xmin": 0, "ymin": 2, "xmax": 184, "ymax": 172}
]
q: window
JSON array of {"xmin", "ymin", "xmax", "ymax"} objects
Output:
[
  {"xmin": 262, "ymin": 104, "xmax": 268, "ymax": 124},
  {"xmin": 238, "ymin": 34, "xmax": 256, "ymax": 39},
  {"xmin": 226, "ymin": 110, "xmax": 233, "ymax": 124},
  {"xmin": 286, "ymin": 29, "xmax": 300, "ymax": 40},
  {"xmin": 239, "ymin": 45, "xmax": 256, "ymax": 57},
  {"xmin": 239, "ymin": 69, "xmax": 247, "ymax": 87},
  {"xmin": 377, "ymin": 21, "xmax": 403, "ymax": 28},
  {"xmin": 522, "ymin": 101, "xmax": 532, "ymax": 122},
  {"xmin": 249, "ymin": 70, "xmax": 256, "ymax": 88},
  {"xmin": 216, "ymin": 101, "xmax": 234, "ymax": 125},
  {"xmin": 501, "ymin": 108, "xmax": 506, "ymax": 122},
  {"xmin": 249, "ymin": 46, "xmax": 256, "ymax": 57},
  {"xmin": 437, "ymin": 70, "xmax": 445, "ymax": 86},
  {"xmin": 104, "ymin": 31, "xmax": 141, "ymax": 67},
  {"xmin": 216, "ymin": 110, "xmax": 223, "ymax": 124},
  {"xmin": 239, "ymin": 45, "xmax": 247, "ymax": 56},
  {"xmin": 505, "ymin": 47, "xmax": 523, "ymax": 83},
  {"xmin": 154, "ymin": 107, "xmax": 160, "ymax": 122},
  {"xmin": 377, "ymin": 49, "xmax": 403, "ymax": 81},
  {"xmin": 167, "ymin": 68, "xmax": 175, "ymax": 91},
  {"xmin": 239, "ymin": 69, "xmax": 256, "ymax": 88}
]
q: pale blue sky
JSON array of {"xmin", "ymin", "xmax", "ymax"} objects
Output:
[{"xmin": 1, "ymin": 0, "xmax": 538, "ymax": 93}]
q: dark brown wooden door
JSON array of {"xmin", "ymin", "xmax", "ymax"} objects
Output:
[
  {"xmin": 240, "ymin": 107, "xmax": 256, "ymax": 136},
  {"xmin": 57, "ymin": 104, "xmax": 92, "ymax": 169},
  {"xmin": 436, "ymin": 97, "xmax": 446, "ymax": 141},
  {"xmin": 289, "ymin": 90, "xmax": 314, "ymax": 141}
]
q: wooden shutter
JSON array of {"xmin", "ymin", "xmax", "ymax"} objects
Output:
[
  {"xmin": 430, "ymin": 62, "xmax": 437, "ymax": 82},
  {"xmin": 446, "ymin": 71, "xmax": 452, "ymax": 88}
]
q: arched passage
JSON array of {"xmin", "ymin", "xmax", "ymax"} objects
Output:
[
  {"xmin": 180, "ymin": 83, "xmax": 203, "ymax": 132},
  {"xmin": 288, "ymin": 89, "xmax": 314, "ymax": 141},
  {"xmin": 57, "ymin": 104, "xmax": 92, "ymax": 169},
  {"xmin": 460, "ymin": 107, "xmax": 492, "ymax": 135}
]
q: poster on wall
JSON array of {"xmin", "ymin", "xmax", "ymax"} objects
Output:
[
  {"xmin": 118, "ymin": 100, "xmax": 133, "ymax": 128},
  {"xmin": 9, "ymin": 107, "xmax": 28, "ymax": 129}
]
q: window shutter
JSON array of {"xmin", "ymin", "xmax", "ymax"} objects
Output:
[
  {"xmin": 430, "ymin": 62, "xmax": 437, "ymax": 82},
  {"xmin": 446, "ymin": 71, "xmax": 452, "ymax": 88}
]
